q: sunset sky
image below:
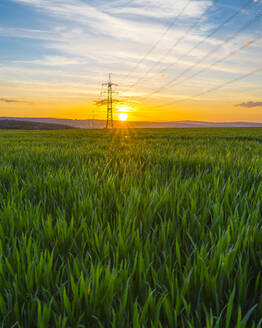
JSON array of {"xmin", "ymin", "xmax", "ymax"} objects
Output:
[{"xmin": 0, "ymin": 0, "xmax": 262, "ymax": 122}]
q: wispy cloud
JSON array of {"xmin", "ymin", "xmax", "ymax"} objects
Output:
[
  {"xmin": 0, "ymin": 98, "xmax": 26, "ymax": 103},
  {"xmin": 8, "ymin": 0, "xmax": 212, "ymax": 45},
  {"xmin": 16, "ymin": 56, "xmax": 87, "ymax": 66},
  {"xmin": 95, "ymin": 99, "xmax": 123, "ymax": 107},
  {"xmin": 236, "ymin": 101, "xmax": 262, "ymax": 108},
  {"xmin": 104, "ymin": 0, "xmax": 212, "ymax": 19}
]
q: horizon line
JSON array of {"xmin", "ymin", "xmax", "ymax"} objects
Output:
[{"xmin": 1, "ymin": 116, "xmax": 262, "ymax": 124}]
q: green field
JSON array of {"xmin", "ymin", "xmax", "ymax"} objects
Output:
[{"xmin": 0, "ymin": 128, "xmax": 261, "ymax": 327}]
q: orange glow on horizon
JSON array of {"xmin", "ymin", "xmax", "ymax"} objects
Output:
[{"xmin": 2, "ymin": 92, "xmax": 262, "ymax": 123}]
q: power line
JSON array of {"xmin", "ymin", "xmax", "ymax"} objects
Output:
[
  {"xmin": 143, "ymin": 3, "xmax": 261, "ymax": 99},
  {"xmin": 128, "ymin": 0, "xmax": 217, "ymax": 89},
  {"xmin": 158, "ymin": 0, "xmax": 254, "ymax": 75},
  {"xmin": 139, "ymin": 35, "xmax": 262, "ymax": 99},
  {"xmin": 121, "ymin": 0, "xmax": 192, "ymax": 83},
  {"xmin": 178, "ymin": 35, "xmax": 262, "ymax": 85},
  {"xmin": 147, "ymin": 66, "xmax": 262, "ymax": 109}
]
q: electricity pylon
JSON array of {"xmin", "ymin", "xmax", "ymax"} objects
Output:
[{"xmin": 102, "ymin": 74, "xmax": 118, "ymax": 129}]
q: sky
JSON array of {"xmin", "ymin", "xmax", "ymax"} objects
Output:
[{"xmin": 0, "ymin": 0, "xmax": 262, "ymax": 122}]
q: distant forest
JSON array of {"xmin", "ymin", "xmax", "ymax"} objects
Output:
[{"xmin": 0, "ymin": 120, "xmax": 74, "ymax": 130}]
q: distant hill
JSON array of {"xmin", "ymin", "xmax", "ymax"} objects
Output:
[
  {"xmin": 1, "ymin": 117, "xmax": 262, "ymax": 129},
  {"xmin": 0, "ymin": 120, "xmax": 74, "ymax": 130}
]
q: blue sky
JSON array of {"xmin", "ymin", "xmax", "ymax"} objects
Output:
[{"xmin": 0, "ymin": 0, "xmax": 262, "ymax": 121}]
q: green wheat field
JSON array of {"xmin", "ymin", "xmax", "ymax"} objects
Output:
[{"xmin": 0, "ymin": 128, "xmax": 261, "ymax": 327}]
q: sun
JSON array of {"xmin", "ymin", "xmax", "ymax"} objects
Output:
[{"xmin": 118, "ymin": 112, "xmax": 128, "ymax": 121}]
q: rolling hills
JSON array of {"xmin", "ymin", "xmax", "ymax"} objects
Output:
[{"xmin": 1, "ymin": 117, "xmax": 262, "ymax": 129}]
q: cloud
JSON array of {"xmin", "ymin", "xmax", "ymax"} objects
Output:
[
  {"xmin": 0, "ymin": 98, "xmax": 30, "ymax": 104},
  {"xmin": 95, "ymin": 99, "xmax": 123, "ymax": 107},
  {"xmin": 16, "ymin": 56, "xmax": 86, "ymax": 66},
  {"xmin": 9, "ymin": 0, "xmax": 212, "ymax": 45},
  {"xmin": 0, "ymin": 98, "xmax": 22, "ymax": 103},
  {"xmin": 104, "ymin": 0, "xmax": 212, "ymax": 19},
  {"xmin": 236, "ymin": 101, "xmax": 262, "ymax": 108}
]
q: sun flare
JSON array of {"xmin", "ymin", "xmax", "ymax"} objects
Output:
[{"xmin": 118, "ymin": 112, "xmax": 128, "ymax": 121}]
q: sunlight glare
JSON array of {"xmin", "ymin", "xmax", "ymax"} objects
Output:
[{"xmin": 119, "ymin": 112, "xmax": 128, "ymax": 121}]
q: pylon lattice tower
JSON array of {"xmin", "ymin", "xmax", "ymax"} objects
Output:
[{"xmin": 102, "ymin": 74, "xmax": 118, "ymax": 129}]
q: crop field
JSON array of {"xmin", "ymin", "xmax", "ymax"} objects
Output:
[{"xmin": 0, "ymin": 128, "xmax": 261, "ymax": 327}]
